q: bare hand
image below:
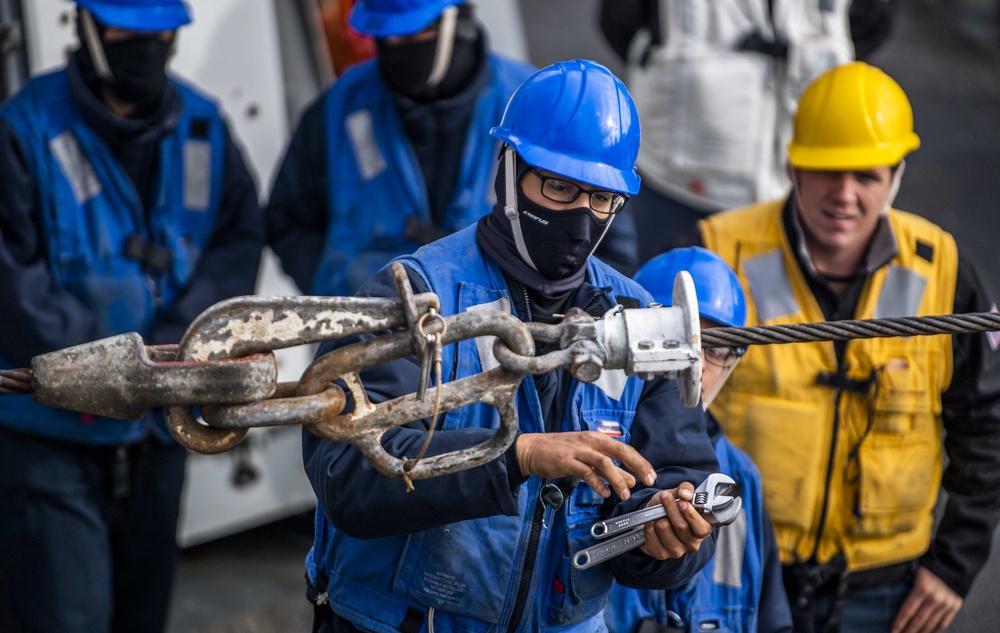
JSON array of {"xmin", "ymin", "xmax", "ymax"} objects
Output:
[
  {"xmin": 891, "ymin": 566, "xmax": 963, "ymax": 633},
  {"xmin": 515, "ymin": 431, "xmax": 656, "ymax": 500},
  {"xmin": 0, "ymin": 368, "xmax": 32, "ymax": 395},
  {"xmin": 639, "ymin": 484, "xmax": 713, "ymax": 560}
]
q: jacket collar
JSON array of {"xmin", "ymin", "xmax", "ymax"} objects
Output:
[{"xmin": 66, "ymin": 51, "xmax": 182, "ymax": 149}]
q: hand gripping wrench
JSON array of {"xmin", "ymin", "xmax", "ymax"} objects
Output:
[{"xmin": 571, "ymin": 473, "xmax": 742, "ymax": 570}]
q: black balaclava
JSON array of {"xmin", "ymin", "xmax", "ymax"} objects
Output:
[
  {"xmin": 76, "ymin": 10, "xmax": 172, "ymax": 117},
  {"xmin": 376, "ymin": 3, "xmax": 482, "ymax": 102},
  {"xmin": 477, "ymin": 147, "xmax": 615, "ymax": 296}
]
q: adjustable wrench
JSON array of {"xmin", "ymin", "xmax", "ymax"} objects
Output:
[{"xmin": 572, "ymin": 473, "xmax": 742, "ymax": 570}]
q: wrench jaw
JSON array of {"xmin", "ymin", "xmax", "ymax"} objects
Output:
[
  {"xmin": 698, "ymin": 495, "xmax": 742, "ymax": 527},
  {"xmin": 692, "ymin": 472, "xmax": 741, "ymax": 527}
]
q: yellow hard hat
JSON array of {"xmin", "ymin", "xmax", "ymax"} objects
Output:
[{"xmin": 788, "ymin": 62, "xmax": 920, "ymax": 171}]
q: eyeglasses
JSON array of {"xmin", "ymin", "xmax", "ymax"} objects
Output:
[
  {"xmin": 703, "ymin": 346, "xmax": 746, "ymax": 369},
  {"xmin": 529, "ymin": 168, "xmax": 628, "ymax": 217}
]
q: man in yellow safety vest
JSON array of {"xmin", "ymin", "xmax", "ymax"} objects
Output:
[{"xmin": 697, "ymin": 62, "xmax": 1000, "ymax": 633}]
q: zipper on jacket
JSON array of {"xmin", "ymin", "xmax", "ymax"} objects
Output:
[
  {"xmin": 580, "ymin": 287, "xmax": 609, "ymax": 313},
  {"xmin": 506, "ymin": 493, "xmax": 545, "ymax": 633},
  {"xmin": 810, "ymin": 382, "xmax": 845, "ymax": 561}
]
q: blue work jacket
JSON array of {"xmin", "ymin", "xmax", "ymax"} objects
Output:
[
  {"xmin": 605, "ymin": 429, "xmax": 792, "ymax": 633},
  {"xmin": 0, "ymin": 69, "xmax": 225, "ymax": 444},
  {"xmin": 306, "ymin": 227, "xmax": 671, "ymax": 632},
  {"xmin": 309, "ymin": 55, "xmax": 533, "ymax": 296}
]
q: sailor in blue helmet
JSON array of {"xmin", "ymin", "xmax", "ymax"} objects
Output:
[
  {"xmin": 606, "ymin": 247, "xmax": 793, "ymax": 633},
  {"xmin": 0, "ymin": 1, "xmax": 264, "ymax": 631},
  {"xmin": 265, "ymin": 0, "xmax": 639, "ymax": 298},
  {"xmin": 302, "ymin": 60, "xmax": 720, "ymax": 633}
]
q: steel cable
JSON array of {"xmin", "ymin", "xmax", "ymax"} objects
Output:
[{"xmin": 701, "ymin": 312, "xmax": 1000, "ymax": 348}]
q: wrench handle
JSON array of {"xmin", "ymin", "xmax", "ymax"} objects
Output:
[
  {"xmin": 572, "ymin": 529, "xmax": 646, "ymax": 570},
  {"xmin": 590, "ymin": 504, "xmax": 666, "ymax": 539}
]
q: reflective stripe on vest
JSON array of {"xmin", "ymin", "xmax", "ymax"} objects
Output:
[
  {"xmin": 183, "ymin": 137, "xmax": 213, "ymax": 210},
  {"xmin": 875, "ymin": 265, "xmax": 927, "ymax": 318},
  {"xmin": 345, "ymin": 108, "xmax": 387, "ymax": 181},
  {"xmin": 467, "ymin": 296, "xmax": 509, "ymax": 372},
  {"xmin": 743, "ymin": 250, "xmax": 800, "ymax": 322},
  {"xmin": 744, "ymin": 252, "xmax": 930, "ymax": 323},
  {"xmin": 49, "ymin": 130, "xmax": 102, "ymax": 203},
  {"xmin": 713, "ymin": 511, "xmax": 747, "ymax": 589}
]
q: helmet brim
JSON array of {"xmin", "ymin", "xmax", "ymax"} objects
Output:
[
  {"xmin": 349, "ymin": 1, "xmax": 459, "ymax": 38},
  {"xmin": 788, "ymin": 135, "xmax": 920, "ymax": 171},
  {"xmin": 493, "ymin": 128, "xmax": 641, "ymax": 196},
  {"xmin": 82, "ymin": 3, "xmax": 191, "ymax": 31}
]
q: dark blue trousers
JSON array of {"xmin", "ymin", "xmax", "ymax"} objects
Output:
[
  {"xmin": 0, "ymin": 425, "xmax": 187, "ymax": 633},
  {"xmin": 813, "ymin": 578, "xmax": 912, "ymax": 633}
]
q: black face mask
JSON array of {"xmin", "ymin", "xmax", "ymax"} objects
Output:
[
  {"xmin": 101, "ymin": 36, "xmax": 172, "ymax": 113},
  {"xmin": 477, "ymin": 150, "xmax": 614, "ymax": 296},
  {"xmin": 517, "ymin": 192, "xmax": 609, "ymax": 281},
  {"xmin": 376, "ymin": 14, "xmax": 482, "ymax": 102}
]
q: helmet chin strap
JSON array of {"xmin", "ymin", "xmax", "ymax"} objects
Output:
[
  {"xmin": 585, "ymin": 213, "xmax": 615, "ymax": 260},
  {"xmin": 502, "ymin": 146, "xmax": 539, "ymax": 271},
  {"xmin": 882, "ymin": 160, "xmax": 906, "ymax": 214},
  {"xmin": 79, "ymin": 9, "xmax": 113, "ymax": 81},
  {"xmin": 425, "ymin": 5, "xmax": 458, "ymax": 89}
]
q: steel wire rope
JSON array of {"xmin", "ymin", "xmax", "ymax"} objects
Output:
[{"xmin": 700, "ymin": 312, "xmax": 1000, "ymax": 348}]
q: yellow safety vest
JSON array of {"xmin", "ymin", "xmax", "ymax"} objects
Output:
[{"xmin": 699, "ymin": 200, "xmax": 957, "ymax": 573}]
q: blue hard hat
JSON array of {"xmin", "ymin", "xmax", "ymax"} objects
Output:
[
  {"xmin": 75, "ymin": 0, "xmax": 191, "ymax": 31},
  {"xmin": 349, "ymin": 0, "xmax": 463, "ymax": 38},
  {"xmin": 634, "ymin": 247, "xmax": 747, "ymax": 328},
  {"xmin": 491, "ymin": 59, "xmax": 641, "ymax": 196}
]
